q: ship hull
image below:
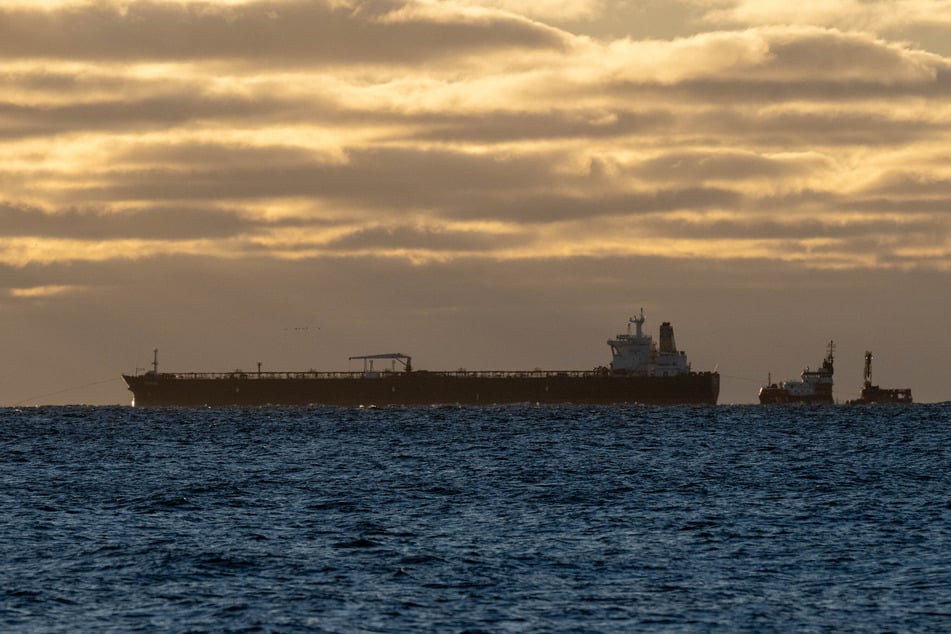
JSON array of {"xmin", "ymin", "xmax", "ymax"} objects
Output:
[
  {"xmin": 847, "ymin": 386, "xmax": 913, "ymax": 405},
  {"xmin": 758, "ymin": 386, "xmax": 834, "ymax": 405},
  {"xmin": 123, "ymin": 371, "xmax": 720, "ymax": 407}
]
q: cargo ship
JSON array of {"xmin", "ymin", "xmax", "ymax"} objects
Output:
[
  {"xmin": 846, "ymin": 351, "xmax": 912, "ymax": 404},
  {"xmin": 758, "ymin": 341, "xmax": 835, "ymax": 404},
  {"xmin": 122, "ymin": 311, "xmax": 719, "ymax": 407}
]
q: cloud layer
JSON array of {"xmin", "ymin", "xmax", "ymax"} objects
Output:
[{"xmin": 2, "ymin": 1, "xmax": 949, "ymax": 270}]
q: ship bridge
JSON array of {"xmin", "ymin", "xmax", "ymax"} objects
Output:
[{"xmin": 607, "ymin": 309, "xmax": 690, "ymax": 377}]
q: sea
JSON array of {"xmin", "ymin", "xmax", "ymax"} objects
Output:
[{"xmin": 1, "ymin": 404, "xmax": 949, "ymax": 633}]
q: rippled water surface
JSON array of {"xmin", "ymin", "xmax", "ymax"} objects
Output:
[{"xmin": 2, "ymin": 404, "xmax": 949, "ymax": 632}]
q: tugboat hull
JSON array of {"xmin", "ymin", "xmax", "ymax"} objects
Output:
[
  {"xmin": 847, "ymin": 387, "xmax": 913, "ymax": 405},
  {"xmin": 845, "ymin": 351, "xmax": 913, "ymax": 405},
  {"xmin": 758, "ymin": 384, "xmax": 833, "ymax": 405},
  {"xmin": 758, "ymin": 341, "xmax": 836, "ymax": 404}
]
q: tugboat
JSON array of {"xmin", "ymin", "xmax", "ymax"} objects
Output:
[
  {"xmin": 759, "ymin": 341, "xmax": 835, "ymax": 404},
  {"xmin": 846, "ymin": 351, "xmax": 912, "ymax": 404}
]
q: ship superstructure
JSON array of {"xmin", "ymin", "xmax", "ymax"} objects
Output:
[
  {"xmin": 122, "ymin": 311, "xmax": 719, "ymax": 407},
  {"xmin": 607, "ymin": 310, "xmax": 691, "ymax": 377},
  {"xmin": 758, "ymin": 341, "xmax": 835, "ymax": 404},
  {"xmin": 846, "ymin": 351, "xmax": 912, "ymax": 405}
]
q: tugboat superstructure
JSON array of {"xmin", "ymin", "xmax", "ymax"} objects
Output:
[{"xmin": 758, "ymin": 341, "xmax": 835, "ymax": 404}]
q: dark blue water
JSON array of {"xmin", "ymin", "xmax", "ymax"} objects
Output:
[{"xmin": 1, "ymin": 405, "xmax": 949, "ymax": 633}]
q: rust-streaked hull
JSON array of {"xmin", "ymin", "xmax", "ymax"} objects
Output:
[{"xmin": 123, "ymin": 370, "xmax": 720, "ymax": 407}]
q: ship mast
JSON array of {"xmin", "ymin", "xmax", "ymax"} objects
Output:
[{"xmin": 630, "ymin": 308, "xmax": 646, "ymax": 337}]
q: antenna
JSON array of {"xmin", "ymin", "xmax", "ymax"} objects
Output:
[{"xmin": 629, "ymin": 308, "xmax": 646, "ymax": 337}]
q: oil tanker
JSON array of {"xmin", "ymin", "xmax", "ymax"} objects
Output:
[{"xmin": 122, "ymin": 311, "xmax": 719, "ymax": 407}]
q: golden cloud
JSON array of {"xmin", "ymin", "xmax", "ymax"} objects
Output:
[{"xmin": 0, "ymin": 1, "xmax": 949, "ymax": 275}]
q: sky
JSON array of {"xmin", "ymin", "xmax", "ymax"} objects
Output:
[{"xmin": 1, "ymin": 0, "xmax": 950, "ymax": 405}]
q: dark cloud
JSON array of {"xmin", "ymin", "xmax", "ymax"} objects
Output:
[
  {"xmin": 6, "ymin": 85, "xmax": 943, "ymax": 148},
  {"xmin": 863, "ymin": 173, "xmax": 951, "ymax": 198},
  {"xmin": 444, "ymin": 188, "xmax": 743, "ymax": 222},
  {"xmin": 761, "ymin": 28, "xmax": 939, "ymax": 81},
  {"xmin": 404, "ymin": 109, "xmax": 676, "ymax": 143},
  {"xmin": 67, "ymin": 146, "xmax": 558, "ymax": 207},
  {"xmin": 882, "ymin": 21, "xmax": 951, "ymax": 57},
  {"xmin": 875, "ymin": 250, "xmax": 951, "ymax": 269},
  {"xmin": 0, "ymin": 0, "xmax": 567, "ymax": 65},
  {"xmin": 630, "ymin": 151, "xmax": 821, "ymax": 181},
  {"xmin": 4, "ymin": 38, "xmax": 946, "ymax": 149},
  {"xmin": 842, "ymin": 198, "xmax": 951, "ymax": 214},
  {"xmin": 323, "ymin": 224, "xmax": 524, "ymax": 251},
  {"xmin": 688, "ymin": 108, "xmax": 946, "ymax": 147},
  {"xmin": 117, "ymin": 142, "xmax": 323, "ymax": 169},
  {"xmin": 64, "ymin": 142, "xmax": 745, "ymax": 221},
  {"xmin": 0, "ymin": 202, "xmax": 262, "ymax": 240},
  {"xmin": 0, "ymin": 93, "xmax": 309, "ymax": 140},
  {"xmin": 640, "ymin": 216, "xmax": 946, "ymax": 242},
  {"xmin": 741, "ymin": 188, "xmax": 951, "ymax": 219},
  {"xmin": 608, "ymin": 73, "xmax": 951, "ymax": 104},
  {"xmin": 0, "ymin": 69, "xmax": 133, "ymax": 93}
]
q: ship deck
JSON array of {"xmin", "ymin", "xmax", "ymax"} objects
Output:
[{"xmin": 137, "ymin": 369, "xmax": 615, "ymax": 381}]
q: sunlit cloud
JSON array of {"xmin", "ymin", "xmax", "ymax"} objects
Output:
[
  {"xmin": 455, "ymin": 0, "xmax": 606, "ymax": 21},
  {"xmin": 704, "ymin": 0, "xmax": 951, "ymax": 33},
  {"xmin": 0, "ymin": 1, "xmax": 570, "ymax": 65},
  {"xmin": 8, "ymin": 284, "xmax": 81, "ymax": 298}
]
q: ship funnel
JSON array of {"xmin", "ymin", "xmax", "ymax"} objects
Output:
[{"xmin": 659, "ymin": 322, "xmax": 677, "ymax": 353}]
